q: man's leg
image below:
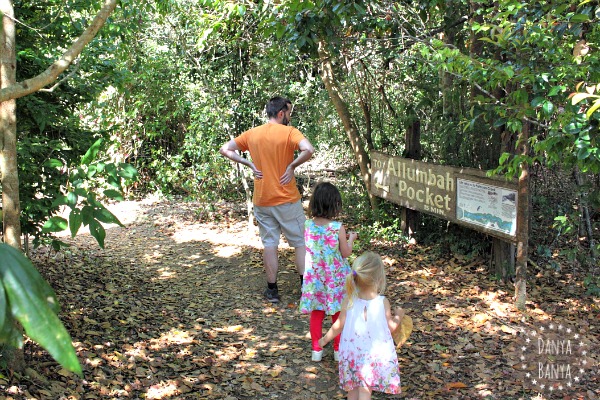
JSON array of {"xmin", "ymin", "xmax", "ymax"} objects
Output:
[
  {"xmin": 254, "ymin": 205, "xmax": 282, "ymax": 303},
  {"xmin": 276, "ymin": 201, "xmax": 306, "ymax": 287},
  {"xmin": 263, "ymin": 246, "xmax": 279, "ymax": 283},
  {"xmin": 294, "ymin": 245, "xmax": 305, "ymax": 276},
  {"xmin": 262, "ymin": 245, "xmax": 280, "ymax": 303}
]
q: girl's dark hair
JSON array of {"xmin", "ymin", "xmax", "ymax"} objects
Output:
[
  {"xmin": 266, "ymin": 96, "xmax": 291, "ymax": 118},
  {"xmin": 308, "ymin": 181, "xmax": 342, "ymax": 219}
]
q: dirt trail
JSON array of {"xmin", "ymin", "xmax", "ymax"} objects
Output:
[
  {"xmin": 4, "ymin": 197, "xmax": 598, "ymax": 400},
  {"xmin": 20, "ymin": 198, "xmax": 355, "ymax": 399}
]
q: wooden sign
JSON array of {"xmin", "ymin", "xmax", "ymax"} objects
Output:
[{"xmin": 371, "ymin": 151, "xmax": 519, "ymax": 243}]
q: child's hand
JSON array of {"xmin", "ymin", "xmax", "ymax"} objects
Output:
[
  {"xmin": 318, "ymin": 338, "xmax": 325, "ymax": 348},
  {"xmin": 347, "ymin": 231, "xmax": 358, "ymax": 242},
  {"xmin": 393, "ymin": 307, "xmax": 405, "ymax": 321}
]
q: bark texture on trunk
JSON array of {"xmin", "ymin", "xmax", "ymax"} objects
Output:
[
  {"xmin": 317, "ymin": 39, "xmax": 377, "ymax": 211},
  {"xmin": 0, "ymin": 0, "xmax": 25, "ymax": 373},
  {"xmin": 515, "ymin": 121, "xmax": 530, "ymax": 310},
  {"xmin": 1, "ymin": 0, "xmax": 21, "ymax": 248},
  {"xmin": 401, "ymin": 118, "xmax": 421, "ymax": 238}
]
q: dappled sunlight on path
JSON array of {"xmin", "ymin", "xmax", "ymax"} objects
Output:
[{"xmin": 3, "ymin": 199, "xmax": 597, "ymax": 399}]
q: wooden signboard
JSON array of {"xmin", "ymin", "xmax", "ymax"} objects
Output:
[{"xmin": 371, "ymin": 151, "xmax": 519, "ymax": 243}]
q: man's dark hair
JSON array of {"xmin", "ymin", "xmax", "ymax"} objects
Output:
[
  {"xmin": 309, "ymin": 181, "xmax": 342, "ymax": 219},
  {"xmin": 266, "ymin": 96, "xmax": 292, "ymax": 118}
]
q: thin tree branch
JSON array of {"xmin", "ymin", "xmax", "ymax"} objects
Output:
[
  {"xmin": 39, "ymin": 63, "xmax": 80, "ymax": 93},
  {"xmin": 3, "ymin": 2, "xmax": 66, "ymax": 35},
  {"xmin": 0, "ymin": 0, "xmax": 117, "ymax": 103}
]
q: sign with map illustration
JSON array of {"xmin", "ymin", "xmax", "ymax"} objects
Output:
[
  {"xmin": 370, "ymin": 151, "xmax": 518, "ymax": 242},
  {"xmin": 456, "ymin": 179, "xmax": 517, "ymax": 236}
]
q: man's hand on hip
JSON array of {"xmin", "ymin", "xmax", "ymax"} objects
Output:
[{"xmin": 279, "ymin": 165, "xmax": 295, "ymax": 185}]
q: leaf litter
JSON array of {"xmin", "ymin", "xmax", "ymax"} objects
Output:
[{"xmin": 1, "ymin": 198, "xmax": 598, "ymax": 400}]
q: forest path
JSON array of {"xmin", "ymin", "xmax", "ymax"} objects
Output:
[{"xmin": 4, "ymin": 197, "xmax": 598, "ymax": 399}]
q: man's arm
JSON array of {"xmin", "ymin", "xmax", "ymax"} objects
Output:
[
  {"xmin": 219, "ymin": 140, "xmax": 262, "ymax": 178},
  {"xmin": 280, "ymin": 138, "xmax": 314, "ymax": 185}
]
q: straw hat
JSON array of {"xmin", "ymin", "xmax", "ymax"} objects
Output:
[{"xmin": 391, "ymin": 313, "xmax": 413, "ymax": 348}]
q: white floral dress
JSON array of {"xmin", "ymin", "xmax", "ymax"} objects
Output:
[
  {"xmin": 299, "ymin": 220, "xmax": 351, "ymax": 315},
  {"xmin": 338, "ymin": 296, "xmax": 401, "ymax": 393}
]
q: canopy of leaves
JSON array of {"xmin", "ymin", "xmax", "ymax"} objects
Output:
[{"xmin": 77, "ymin": 0, "xmax": 598, "ymax": 262}]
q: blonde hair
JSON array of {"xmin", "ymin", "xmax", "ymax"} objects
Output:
[{"xmin": 345, "ymin": 251, "xmax": 387, "ymax": 308}]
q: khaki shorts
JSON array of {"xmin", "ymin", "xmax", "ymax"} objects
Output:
[{"xmin": 254, "ymin": 201, "xmax": 306, "ymax": 248}]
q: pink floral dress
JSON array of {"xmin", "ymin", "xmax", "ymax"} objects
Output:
[
  {"xmin": 299, "ymin": 220, "xmax": 351, "ymax": 315},
  {"xmin": 338, "ymin": 296, "xmax": 401, "ymax": 393}
]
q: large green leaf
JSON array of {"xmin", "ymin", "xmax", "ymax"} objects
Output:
[
  {"xmin": 103, "ymin": 189, "xmax": 124, "ymax": 201},
  {"xmin": 93, "ymin": 207, "xmax": 124, "ymax": 227},
  {"xmin": 69, "ymin": 209, "xmax": 83, "ymax": 238},
  {"xmin": 0, "ymin": 244, "xmax": 82, "ymax": 376},
  {"xmin": 0, "ymin": 283, "xmax": 8, "ymax": 329},
  {"xmin": 81, "ymin": 205, "xmax": 95, "ymax": 226},
  {"xmin": 117, "ymin": 163, "xmax": 138, "ymax": 180},
  {"xmin": 89, "ymin": 220, "xmax": 106, "ymax": 248},
  {"xmin": 42, "ymin": 216, "xmax": 69, "ymax": 233},
  {"xmin": 0, "ymin": 283, "xmax": 22, "ymax": 348},
  {"xmin": 81, "ymin": 138, "xmax": 104, "ymax": 165}
]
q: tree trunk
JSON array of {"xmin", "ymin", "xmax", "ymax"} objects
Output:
[
  {"xmin": 0, "ymin": 0, "xmax": 25, "ymax": 373},
  {"xmin": 469, "ymin": 0, "xmax": 516, "ymax": 279},
  {"xmin": 317, "ymin": 39, "xmax": 378, "ymax": 211},
  {"xmin": 401, "ymin": 117, "xmax": 421, "ymax": 238},
  {"xmin": 355, "ymin": 61, "xmax": 374, "ymax": 152},
  {"xmin": 515, "ymin": 121, "xmax": 530, "ymax": 310},
  {"xmin": 1, "ymin": 0, "xmax": 20, "ymax": 249}
]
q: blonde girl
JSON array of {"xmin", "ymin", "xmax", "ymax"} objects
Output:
[{"xmin": 318, "ymin": 251, "xmax": 403, "ymax": 400}]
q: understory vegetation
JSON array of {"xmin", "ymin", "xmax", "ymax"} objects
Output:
[
  {"xmin": 0, "ymin": 1, "xmax": 599, "ymax": 397},
  {"xmin": 4, "ymin": 0, "xmax": 598, "ymax": 290}
]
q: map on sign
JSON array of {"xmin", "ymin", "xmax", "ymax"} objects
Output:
[{"xmin": 456, "ymin": 178, "xmax": 517, "ymax": 236}]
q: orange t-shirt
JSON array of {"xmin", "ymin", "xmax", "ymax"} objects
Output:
[{"xmin": 234, "ymin": 123, "xmax": 306, "ymax": 207}]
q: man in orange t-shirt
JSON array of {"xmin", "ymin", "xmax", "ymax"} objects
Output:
[{"xmin": 220, "ymin": 97, "xmax": 314, "ymax": 303}]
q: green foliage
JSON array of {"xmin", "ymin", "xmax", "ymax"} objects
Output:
[
  {"xmin": 88, "ymin": 0, "xmax": 328, "ymax": 202},
  {"xmin": 11, "ymin": 0, "xmax": 142, "ymax": 249},
  {"xmin": 0, "ymin": 244, "xmax": 81, "ymax": 376},
  {"xmin": 12, "ymin": 0, "xmax": 594, "ymax": 276},
  {"xmin": 570, "ymin": 85, "xmax": 600, "ymax": 119},
  {"xmin": 338, "ymin": 171, "xmax": 375, "ymax": 222},
  {"xmin": 552, "ymin": 210, "xmax": 597, "ymax": 269},
  {"xmin": 450, "ymin": 0, "xmax": 600, "ymax": 177},
  {"xmin": 404, "ymin": 0, "xmax": 600, "ymax": 264},
  {"xmin": 415, "ymin": 214, "xmax": 491, "ymax": 260},
  {"xmin": 44, "ymin": 139, "xmax": 137, "ymax": 249},
  {"xmin": 358, "ymin": 218, "xmax": 408, "ymax": 247}
]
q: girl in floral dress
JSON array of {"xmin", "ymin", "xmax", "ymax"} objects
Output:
[
  {"xmin": 319, "ymin": 251, "xmax": 404, "ymax": 399},
  {"xmin": 299, "ymin": 182, "xmax": 357, "ymax": 362}
]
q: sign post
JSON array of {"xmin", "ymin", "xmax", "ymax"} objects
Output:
[{"xmin": 371, "ymin": 151, "xmax": 519, "ymax": 243}]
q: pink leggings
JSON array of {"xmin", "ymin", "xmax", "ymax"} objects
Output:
[{"xmin": 310, "ymin": 310, "xmax": 340, "ymax": 351}]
